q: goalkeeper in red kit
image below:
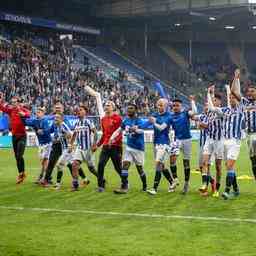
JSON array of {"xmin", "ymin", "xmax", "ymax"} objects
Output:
[
  {"xmin": 92, "ymin": 101, "xmax": 124, "ymax": 192},
  {"xmin": 0, "ymin": 93, "xmax": 30, "ymax": 184}
]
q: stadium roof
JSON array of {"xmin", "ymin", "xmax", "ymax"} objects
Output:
[
  {"xmin": 94, "ymin": 0, "xmax": 253, "ymax": 18},
  {"xmin": 1, "ymin": 0, "xmax": 256, "ymax": 32},
  {"xmin": 93, "ymin": 2, "xmax": 256, "ymax": 34}
]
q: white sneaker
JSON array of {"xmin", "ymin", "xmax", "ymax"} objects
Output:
[
  {"xmin": 174, "ymin": 178, "xmax": 179, "ymax": 186},
  {"xmin": 169, "ymin": 178, "xmax": 179, "ymax": 190},
  {"xmin": 147, "ymin": 188, "xmax": 157, "ymax": 195},
  {"xmin": 54, "ymin": 183, "xmax": 61, "ymax": 190},
  {"xmin": 168, "ymin": 186, "xmax": 175, "ymax": 193}
]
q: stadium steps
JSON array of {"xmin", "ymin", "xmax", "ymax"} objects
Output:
[
  {"xmin": 73, "ymin": 45, "xmax": 145, "ymax": 90},
  {"xmin": 111, "ymin": 48, "xmax": 205, "ymax": 110},
  {"xmin": 74, "ymin": 45, "xmax": 202, "ymax": 111},
  {"xmin": 160, "ymin": 44, "xmax": 189, "ymax": 70},
  {"xmin": 86, "ymin": 46, "xmax": 191, "ymax": 101},
  {"xmin": 111, "ymin": 48, "xmax": 184, "ymax": 95}
]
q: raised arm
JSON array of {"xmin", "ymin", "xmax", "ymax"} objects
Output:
[
  {"xmin": 188, "ymin": 95, "xmax": 197, "ymax": 117},
  {"xmin": 84, "ymin": 84, "xmax": 104, "ymax": 119},
  {"xmin": 207, "ymin": 86, "xmax": 224, "ymax": 116},
  {"xmin": 226, "ymin": 84, "xmax": 231, "ymax": 107},
  {"xmin": 230, "ymin": 69, "xmax": 241, "ymax": 102},
  {"xmin": 95, "ymin": 92, "xmax": 104, "ymax": 119}
]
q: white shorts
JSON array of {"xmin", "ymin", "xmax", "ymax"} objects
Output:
[
  {"xmin": 203, "ymin": 138, "xmax": 224, "ymax": 160},
  {"xmin": 247, "ymin": 133, "xmax": 256, "ymax": 157},
  {"xmin": 38, "ymin": 143, "xmax": 52, "ymax": 160},
  {"xmin": 154, "ymin": 144, "xmax": 170, "ymax": 163},
  {"xmin": 223, "ymin": 139, "xmax": 241, "ymax": 161},
  {"xmin": 57, "ymin": 149, "xmax": 73, "ymax": 167},
  {"xmin": 169, "ymin": 140, "xmax": 180, "ymax": 156},
  {"xmin": 72, "ymin": 148, "xmax": 95, "ymax": 167},
  {"xmin": 123, "ymin": 146, "xmax": 144, "ymax": 166},
  {"xmin": 170, "ymin": 139, "xmax": 192, "ymax": 160}
]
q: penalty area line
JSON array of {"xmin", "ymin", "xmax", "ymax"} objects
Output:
[{"xmin": 0, "ymin": 205, "xmax": 256, "ymax": 224}]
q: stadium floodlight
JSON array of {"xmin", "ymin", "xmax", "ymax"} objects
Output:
[
  {"xmin": 225, "ymin": 25, "xmax": 235, "ymax": 30},
  {"xmin": 249, "ymin": 1, "xmax": 256, "ymax": 15},
  {"xmin": 209, "ymin": 17, "xmax": 216, "ymax": 21}
]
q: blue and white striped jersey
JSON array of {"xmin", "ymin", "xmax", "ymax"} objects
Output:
[
  {"xmin": 221, "ymin": 102, "xmax": 245, "ymax": 140},
  {"xmin": 207, "ymin": 112, "xmax": 223, "ymax": 141},
  {"xmin": 74, "ymin": 118, "xmax": 95, "ymax": 150},
  {"xmin": 50, "ymin": 122, "xmax": 72, "ymax": 150},
  {"xmin": 198, "ymin": 113, "xmax": 208, "ymax": 147},
  {"xmin": 242, "ymin": 98, "xmax": 256, "ymax": 134}
]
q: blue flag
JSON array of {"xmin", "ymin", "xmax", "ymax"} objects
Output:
[{"xmin": 155, "ymin": 81, "xmax": 167, "ymax": 99}]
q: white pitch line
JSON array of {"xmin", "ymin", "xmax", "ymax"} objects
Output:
[{"xmin": 0, "ymin": 205, "xmax": 256, "ymax": 224}]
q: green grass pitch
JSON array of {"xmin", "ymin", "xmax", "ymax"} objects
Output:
[{"xmin": 0, "ymin": 142, "xmax": 256, "ymax": 256}]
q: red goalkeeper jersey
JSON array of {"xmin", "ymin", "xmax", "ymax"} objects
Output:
[
  {"xmin": 97, "ymin": 113, "xmax": 122, "ymax": 147},
  {"xmin": 0, "ymin": 103, "xmax": 30, "ymax": 137}
]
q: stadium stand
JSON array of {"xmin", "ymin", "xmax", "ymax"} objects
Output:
[
  {"xmin": 0, "ymin": 25, "xmax": 165, "ymax": 118},
  {"xmin": 8, "ymin": 20, "xmax": 256, "ymax": 118}
]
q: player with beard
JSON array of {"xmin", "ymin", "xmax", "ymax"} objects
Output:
[
  {"xmin": 109, "ymin": 103, "xmax": 147, "ymax": 194},
  {"xmin": 168, "ymin": 96, "xmax": 197, "ymax": 194}
]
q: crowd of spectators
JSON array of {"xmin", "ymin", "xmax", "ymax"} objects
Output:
[
  {"xmin": 192, "ymin": 55, "xmax": 238, "ymax": 86},
  {"xmin": 0, "ymin": 25, "xmax": 161, "ymax": 118}
]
